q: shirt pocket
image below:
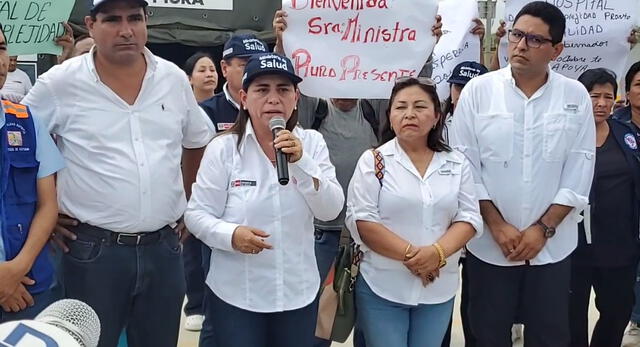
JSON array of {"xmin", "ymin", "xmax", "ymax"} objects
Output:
[
  {"xmin": 475, "ymin": 113, "xmax": 514, "ymax": 162},
  {"xmin": 543, "ymin": 112, "xmax": 580, "ymax": 162}
]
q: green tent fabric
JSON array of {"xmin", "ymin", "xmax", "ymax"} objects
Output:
[{"xmin": 68, "ymin": 0, "xmax": 279, "ymax": 46}]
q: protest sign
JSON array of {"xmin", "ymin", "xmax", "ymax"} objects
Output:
[
  {"xmin": 431, "ymin": 0, "xmax": 481, "ymax": 101},
  {"xmin": 499, "ymin": 0, "xmax": 638, "ymax": 81},
  {"xmin": 0, "ymin": 0, "xmax": 74, "ymax": 56},
  {"xmin": 147, "ymin": 0, "xmax": 233, "ymax": 10},
  {"xmin": 281, "ymin": 0, "xmax": 438, "ymax": 99}
]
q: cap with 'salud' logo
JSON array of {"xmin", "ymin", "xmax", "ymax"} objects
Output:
[
  {"xmin": 242, "ymin": 53, "xmax": 303, "ymax": 90},
  {"xmin": 222, "ymin": 34, "xmax": 268, "ymax": 60},
  {"xmin": 447, "ymin": 61, "xmax": 488, "ymax": 86},
  {"xmin": 91, "ymin": 0, "xmax": 148, "ymax": 13}
]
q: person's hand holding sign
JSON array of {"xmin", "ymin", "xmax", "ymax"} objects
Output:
[
  {"xmin": 432, "ymin": 15, "xmax": 443, "ymax": 43},
  {"xmin": 55, "ymin": 22, "xmax": 75, "ymax": 64},
  {"xmin": 470, "ymin": 18, "xmax": 485, "ymax": 42},
  {"xmin": 629, "ymin": 28, "xmax": 638, "ymax": 50},
  {"xmin": 274, "ymin": 10, "xmax": 288, "ymax": 55}
]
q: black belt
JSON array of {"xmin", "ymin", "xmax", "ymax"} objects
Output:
[{"xmin": 75, "ymin": 223, "xmax": 167, "ymax": 246}]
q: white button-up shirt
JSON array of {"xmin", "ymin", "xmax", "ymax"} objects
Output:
[
  {"xmin": 450, "ymin": 66, "xmax": 595, "ymax": 266},
  {"xmin": 346, "ymin": 139, "xmax": 482, "ymax": 305},
  {"xmin": 185, "ymin": 122, "xmax": 344, "ymax": 313},
  {"xmin": 22, "ymin": 48, "xmax": 215, "ymax": 232}
]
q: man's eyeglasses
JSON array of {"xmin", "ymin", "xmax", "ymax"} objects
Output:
[
  {"xmin": 508, "ymin": 29, "xmax": 554, "ymax": 48},
  {"xmin": 395, "ymin": 76, "xmax": 436, "ymax": 86}
]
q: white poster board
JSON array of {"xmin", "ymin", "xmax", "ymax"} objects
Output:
[
  {"xmin": 282, "ymin": 0, "xmax": 438, "ymax": 99},
  {"xmin": 147, "ymin": 0, "xmax": 232, "ymax": 10},
  {"xmin": 431, "ymin": 0, "xmax": 481, "ymax": 101},
  {"xmin": 499, "ymin": 0, "xmax": 638, "ymax": 81}
]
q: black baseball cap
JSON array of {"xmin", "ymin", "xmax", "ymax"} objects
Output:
[
  {"xmin": 447, "ymin": 61, "xmax": 488, "ymax": 86},
  {"xmin": 222, "ymin": 34, "xmax": 268, "ymax": 60},
  {"xmin": 91, "ymin": 0, "xmax": 148, "ymax": 15},
  {"xmin": 242, "ymin": 53, "xmax": 303, "ymax": 90}
]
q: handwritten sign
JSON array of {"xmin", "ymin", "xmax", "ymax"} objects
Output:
[
  {"xmin": 0, "ymin": 0, "xmax": 74, "ymax": 56},
  {"xmin": 147, "ymin": 0, "xmax": 233, "ymax": 10},
  {"xmin": 499, "ymin": 0, "xmax": 638, "ymax": 81},
  {"xmin": 282, "ymin": 0, "xmax": 438, "ymax": 99},
  {"xmin": 431, "ymin": 0, "xmax": 481, "ymax": 101}
]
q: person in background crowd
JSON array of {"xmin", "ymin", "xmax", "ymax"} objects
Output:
[
  {"xmin": 273, "ymin": 9, "xmax": 447, "ymax": 347},
  {"xmin": 72, "ymin": 35, "xmax": 97, "ymax": 57},
  {"xmin": 569, "ymin": 68, "xmax": 640, "ymax": 347},
  {"xmin": 617, "ymin": 61, "xmax": 640, "ymax": 347},
  {"xmin": 0, "ymin": 56, "xmax": 32, "ymax": 103},
  {"xmin": 185, "ymin": 52, "xmax": 344, "ymax": 347},
  {"xmin": 21, "ymin": 0, "xmax": 215, "ymax": 345},
  {"xmin": 179, "ymin": 51, "xmax": 219, "ymax": 333},
  {"xmin": 0, "ymin": 23, "xmax": 64, "ymax": 323},
  {"xmin": 451, "ymin": 2, "xmax": 595, "ymax": 346},
  {"xmin": 194, "ymin": 33, "xmax": 267, "ymax": 345},
  {"xmin": 185, "ymin": 52, "xmax": 219, "ymax": 103},
  {"xmin": 200, "ymin": 34, "xmax": 267, "ymax": 132},
  {"xmin": 442, "ymin": 61, "xmax": 488, "ymax": 127},
  {"xmin": 440, "ymin": 60, "xmax": 488, "ymax": 347},
  {"xmin": 346, "ymin": 76, "xmax": 481, "ymax": 347}
]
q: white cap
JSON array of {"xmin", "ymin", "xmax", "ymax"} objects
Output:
[{"xmin": 92, "ymin": 0, "xmax": 148, "ymax": 12}]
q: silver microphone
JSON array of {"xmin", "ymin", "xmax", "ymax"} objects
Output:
[{"xmin": 35, "ymin": 299, "xmax": 101, "ymax": 347}]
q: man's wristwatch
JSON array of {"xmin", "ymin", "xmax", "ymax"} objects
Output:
[{"xmin": 536, "ymin": 220, "xmax": 556, "ymax": 238}]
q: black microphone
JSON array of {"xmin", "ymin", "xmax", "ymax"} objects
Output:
[{"xmin": 269, "ymin": 117, "xmax": 289, "ymax": 185}]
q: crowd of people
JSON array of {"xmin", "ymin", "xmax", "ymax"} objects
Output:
[{"xmin": 2, "ymin": 0, "xmax": 640, "ymax": 346}]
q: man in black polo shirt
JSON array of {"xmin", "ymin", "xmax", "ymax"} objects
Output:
[{"xmin": 200, "ymin": 34, "xmax": 268, "ymax": 132}]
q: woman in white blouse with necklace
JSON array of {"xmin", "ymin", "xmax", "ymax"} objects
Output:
[
  {"xmin": 184, "ymin": 53, "xmax": 344, "ymax": 347},
  {"xmin": 346, "ymin": 77, "xmax": 482, "ymax": 347}
]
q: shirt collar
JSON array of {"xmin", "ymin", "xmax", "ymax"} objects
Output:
[
  {"xmin": 86, "ymin": 46, "xmax": 158, "ymax": 83},
  {"xmin": 382, "ymin": 138, "xmax": 456, "ymax": 181},
  {"xmin": 223, "ymin": 83, "xmax": 240, "ymax": 110},
  {"xmin": 238, "ymin": 118, "xmax": 256, "ymax": 155},
  {"xmin": 502, "ymin": 64, "xmax": 555, "ymax": 100}
]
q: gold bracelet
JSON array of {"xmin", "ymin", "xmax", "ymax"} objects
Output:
[
  {"xmin": 432, "ymin": 242, "xmax": 447, "ymax": 268},
  {"xmin": 403, "ymin": 243, "xmax": 412, "ymax": 261}
]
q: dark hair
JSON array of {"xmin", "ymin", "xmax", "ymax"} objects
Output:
[
  {"xmin": 625, "ymin": 61, "xmax": 640, "ymax": 93},
  {"xmin": 90, "ymin": 1, "xmax": 148, "ymax": 20},
  {"xmin": 379, "ymin": 78, "xmax": 450, "ymax": 152},
  {"xmin": 226, "ymin": 80, "xmax": 299, "ymax": 149},
  {"xmin": 513, "ymin": 1, "xmax": 566, "ymax": 45},
  {"xmin": 0, "ymin": 23, "xmax": 4, "ymax": 38},
  {"xmin": 183, "ymin": 52, "xmax": 214, "ymax": 77},
  {"xmin": 578, "ymin": 68, "xmax": 618, "ymax": 96}
]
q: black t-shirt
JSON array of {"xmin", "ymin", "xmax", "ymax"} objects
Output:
[{"xmin": 576, "ymin": 131, "xmax": 640, "ymax": 267}]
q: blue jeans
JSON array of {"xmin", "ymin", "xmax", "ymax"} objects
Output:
[
  {"xmin": 199, "ymin": 245, "xmax": 214, "ymax": 347},
  {"xmin": 203, "ymin": 286, "xmax": 317, "ymax": 347},
  {"xmin": 356, "ymin": 278, "xmax": 454, "ymax": 347},
  {"xmin": 313, "ymin": 227, "xmax": 342, "ymax": 347},
  {"xmin": 183, "ymin": 235, "xmax": 206, "ymax": 316},
  {"xmin": 63, "ymin": 224, "xmax": 185, "ymax": 347},
  {"xmin": 631, "ymin": 262, "xmax": 640, "ymax": 323}
]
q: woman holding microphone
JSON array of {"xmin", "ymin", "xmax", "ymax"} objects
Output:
[
  {"xmin": 346, "ymin": 77, "xmax": 482, "ymax": 347},
  {"xmin": 184, "ymin": 52, "xmax": 344, "ymax": 347}
]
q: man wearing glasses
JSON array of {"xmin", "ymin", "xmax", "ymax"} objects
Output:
[{"xmin": 451, "ymin": 2, "xmax": 595, "ymax": 346}]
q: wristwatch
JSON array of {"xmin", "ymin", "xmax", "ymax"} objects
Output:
[{"xmin": 536, "ymin": 220, "xmax": 556, "ymax": 238}]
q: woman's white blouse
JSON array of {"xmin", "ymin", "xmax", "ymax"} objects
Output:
[
  {"xmin": 185, "ymin": 122, "xmax": 344, "ymax": 313},
  {"xmin": 346, "ymin": 139, "xmax": 482, "ymax": 305}
]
